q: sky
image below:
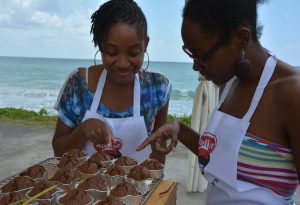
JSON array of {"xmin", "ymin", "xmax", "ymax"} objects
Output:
[{"xmin": 0, "ymin": 0, "xmax": 299, "ymax": 66}]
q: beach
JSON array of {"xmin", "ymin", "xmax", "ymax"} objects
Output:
[{"xmin": 0, "ymin": 54, "xmax": 299, "ymax": 203}]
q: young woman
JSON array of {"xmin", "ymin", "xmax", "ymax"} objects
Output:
[
  {"xmin": 137, "ymin": 0, "xmax": 299, "ymax": 204},
  {"xmin": 53, "ymin": 0, "xmax": 171, "ymax": 163}
]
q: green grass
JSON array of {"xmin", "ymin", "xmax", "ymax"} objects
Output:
[
  {"xmin": 0, "ymin": 108, "xmax": 57, "ymax": 128},
  {"xmin": 167, "ymin": 114, "xmax": 191, "ymax": 126},
  {"xmin": 0, "ymin": 107, "xmax": 191, "ymax": 128}
]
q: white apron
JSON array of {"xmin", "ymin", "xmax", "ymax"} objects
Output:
[
  {"xmin": 198, "ymin": 55, "xmax": 289, "ymax": 204},
  {"xmin": 81, "ymin": 69, "xmax": 151, "ymax": 163}
]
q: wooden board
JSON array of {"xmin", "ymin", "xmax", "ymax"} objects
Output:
[{"xmin": 144, "ymin": 180, "xmax": 177, "ymax": 205}]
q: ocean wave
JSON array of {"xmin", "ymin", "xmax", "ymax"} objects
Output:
[
  {"xmin": 0, "ymin": 88, "xmax": 58, "ymax": 99},
  {"xmin": 0, "ymin": 88, "xmax": 195, "ymax": 116},
  {"xmin": 170, "ymin": 89, "xmax": 195, "ymax": 100}
]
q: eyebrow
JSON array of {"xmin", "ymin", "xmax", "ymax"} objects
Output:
[{"xmin": 103, "ymin": 42, "xmax": 143, "ymax": 48}]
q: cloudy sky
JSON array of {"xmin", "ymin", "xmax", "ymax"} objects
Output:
[{"xmin": 0, "ymin": 0, "xmax": 299, "ymax": 65}]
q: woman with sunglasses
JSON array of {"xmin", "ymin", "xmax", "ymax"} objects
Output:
[
  {"xmin": 52, "ymin": 0, "xmax": 171, "ymax": 164},
  {"xmin": 137, "ymin": 0, "xmax": 299, "ymax": 204}
]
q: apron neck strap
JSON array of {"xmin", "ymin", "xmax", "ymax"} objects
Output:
[
  {"xmin": 133, "ymin": 74, "xmax": 140, "ymax": 116},
  {"xmin": 90, "ymin": 69, "xmax": 107, "ymax": 112},
  {"xmin": 90, "ymin": 69, "xmax": 141, "ymax": 116},
  {"xmin": 217, "ymin": 55, "xmax": 277, "ymax": 122},
  {"xmin": 243, "ymin": 55, "xmax": 277, "ymax": 121},
  {"xmin": 217, "ymin": 76, "xmax": 237, "ymax": 109}
]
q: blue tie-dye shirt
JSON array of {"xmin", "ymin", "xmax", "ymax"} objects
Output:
[{"xmin": 56, "ymin": 69, "xmax": 171, "ymax": 135}]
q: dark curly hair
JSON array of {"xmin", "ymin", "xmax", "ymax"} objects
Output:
[
  {"xmin": 90, "ymin": 0, "xmax": 148, "ymax": 48},
  {"xmin": 183, "ymin": 0, "xmax": 267, "ymax": 45}
]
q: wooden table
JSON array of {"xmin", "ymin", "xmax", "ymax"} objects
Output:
[{"xmin": 144, "ymin": 180, "xmax": 177, "ymax": 205}]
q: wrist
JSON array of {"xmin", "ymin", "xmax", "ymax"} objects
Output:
[{"xmin": 173, "ymin": 120, "xmax": 182, "ymax": 137}]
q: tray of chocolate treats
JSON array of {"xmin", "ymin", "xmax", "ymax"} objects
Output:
[{"xmin": 0, "ymin": 149, "xmax": 165, "ymax": 205}]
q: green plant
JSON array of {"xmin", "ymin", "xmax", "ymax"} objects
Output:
[{"xmin": 38, "ymin": 108, "xmax": 48, "ymax": 116}]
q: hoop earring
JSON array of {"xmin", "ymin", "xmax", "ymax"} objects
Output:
[
  {"xmin": 235, "ymin": 49, "xmax": 251, "ymax": 81},
  {"xmin": 94, "ymin": 50, "xmax": 100, "ymax": 65},
  {"xmin": 141, "ymin": 51, "xmax": 149, "ymax": 71}
]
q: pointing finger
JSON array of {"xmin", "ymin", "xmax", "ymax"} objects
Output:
[
  {"xmin": 170, "ymin": 135, "xmax": 178, "ymax": 152},
  {"xmin": 136, "ymin": 133, "xmax": 157, "ymax": 151}
]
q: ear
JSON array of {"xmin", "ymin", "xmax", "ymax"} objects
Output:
[
  {"xmin": 144, "ymin": 36, "xmax": 149, "ymax": 52},
  {"xmin": 234, "ymin": 27, "xmax": 251, "ymax": 48}
]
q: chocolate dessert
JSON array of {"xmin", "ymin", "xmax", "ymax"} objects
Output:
[
  {"xmin": 78, "ymin": 161, "xmax": 101, "ymax": 175},
  {"xmin": 110, "ymin": 181, "xmax": 140, "ymax": 198},
  {"xmin": 114, "ymin": 156, "xmax": 137, "ymax": 167},
  {"xmin": 78, "ymin": 176, "xmax": 107, "ymax": 191},
  {"xmin": 127, "ymin": 165, "xmax": 151, "ymax": 181},
  {"xmin": 106, "ymin": 165, "xmax": 126, "ymax": 176},
  {"xmin": 88, "ymin": 152, "xmax": 113, "ymax": 168},
  {"xmin": 94, "ymin": 196, "xmax": 125, "ymax": 205},
  {"xmin": 49, "ymin": 168, "xmax": 76, "ymax": 184},
  {"xmin": 0, "ymin": 192, "xmax": 25, "ymax": 205},
  {"xmin": 63, "ymin": 149, "xmax": 86, "ymax": 159},
  {"xmin": 89, "ymin": 152, "xmax": 113, "ymax": 162},
  {"xmin": 57, "ymin": 156, "xmax": 81, "ymax": 169},
  {"xmin": 59, "ymin": 188, "xmax": 92, "ymax": 205},
  {"xmin": 21, "ymin": 164, "xmax": 46, "ymax": 179},
  {"xmin": 1, "ymin": 176, "xmax": 35, "ymax": 193},
  {"xmin": 141, "ymin": 159, "xmax": 163, "ymax": 170},
  {"xmin": 28, "ymin": 180, "xmax": 57, "ymax": 199}
]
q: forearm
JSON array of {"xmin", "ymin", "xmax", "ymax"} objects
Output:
[
  {"xmin": 150, "ymin": 151, "xmax": 166, "ymax": 164},
  {"xmin": 52, "ymin": 124, "xmax": 87, "ymax": 157},
  {"xmin": 177, "ymin": 120, "xmax": 200, "ymax": 155},
  {"xmin": 151, "ymin": 102, "xmax": 168, "ymax": 164}
]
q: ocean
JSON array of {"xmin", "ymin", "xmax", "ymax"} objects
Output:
[{"xmin": 0, "ymin": 56, "xmax": 199, "ymax": 116}]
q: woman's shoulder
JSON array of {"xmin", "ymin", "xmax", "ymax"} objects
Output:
[
  {"xmin": 79, "ymin": 65, "xmax": 104, "ymax": 79},
  {"xmin": 139, "ymin": 70, "xmax": 170, "ymax": 85},
  {"xmin": 64, "ymin": 68, "xmax": 83, "ymax": 84},
  {"xmin": 273, "ymin": 60, "xmax": 300, "ymax": 107}
]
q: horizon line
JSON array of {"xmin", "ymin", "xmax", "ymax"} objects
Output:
[
  {"xmin": 0, "ymin": 55, "xmax": 192, "ymax": 64},
  {"xmin": 1, "ymin": 55, "xmax": 299, "ymax": 67}
]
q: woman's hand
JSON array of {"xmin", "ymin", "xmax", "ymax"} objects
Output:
[
  {"xmin": 80, "ymin": 118, "xmax": 115, "ymax": 145},
  {"xmin": 136, "ymin": 120, "xmax": 181, "ymax": 154}
]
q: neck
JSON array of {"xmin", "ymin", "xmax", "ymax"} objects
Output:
[
  {"xmin": 106, "ymin": 74, "xmax": 135, "ymax": 90},
  {"xmin": 243, "ymin": 42, "xmax": 270, "ymax": 84}
]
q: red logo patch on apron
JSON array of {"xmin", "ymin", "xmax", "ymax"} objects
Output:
[
  {"xmin": 94, "ymin": 138, "xmax": 123, "ymax": 157},
  {"xmin": 198, "ymin": 132, "xmax": 217, "ymax": 173},
  {"xmin": 199, "ymin": 132, "xmax": 217, "ymax": 153}
]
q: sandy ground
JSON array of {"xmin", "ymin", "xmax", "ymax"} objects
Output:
[{"xmin": 0, "ymin": 122, "xmax": 298, "ymax": 204}]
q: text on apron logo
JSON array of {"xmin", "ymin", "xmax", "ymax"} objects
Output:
[
  {"xmin": 199, "ymin": 132, "xmax": 217, "ymax": 153},
  {"xmin": 94, "ymin": 138, "xmax": 123, "ymax": 151}
]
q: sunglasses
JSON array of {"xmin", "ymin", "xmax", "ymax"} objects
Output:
[{"xmin": 182, "ymin": 40, "xmax": 223, "ymax": 65}]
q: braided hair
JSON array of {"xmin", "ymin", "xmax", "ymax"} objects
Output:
[
  {"xmin": 183, "ymin": 0, "xmax": 267, "ymax": 45},
  {"xmin": 91, "ymin": 0, "xmax": 148, "ymax": 48}
]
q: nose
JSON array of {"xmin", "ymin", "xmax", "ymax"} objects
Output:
[{"xmin": 115, "ymin": 54, "xmax": 130, "ymax": 69}]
